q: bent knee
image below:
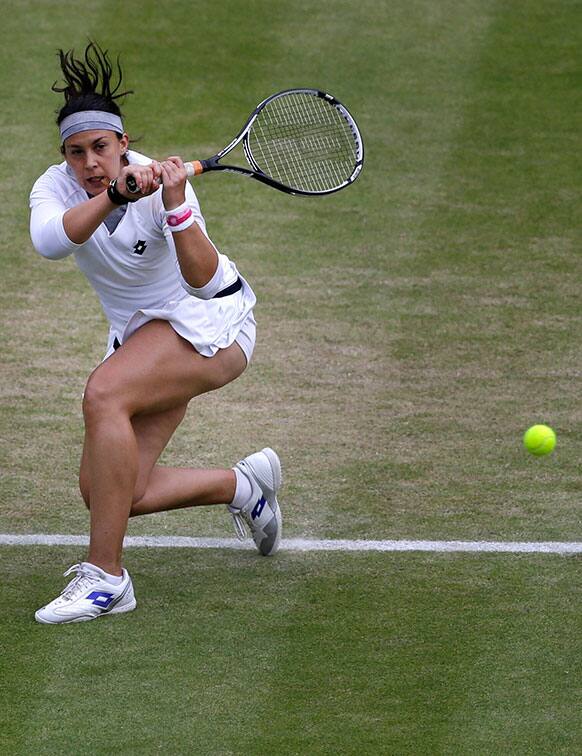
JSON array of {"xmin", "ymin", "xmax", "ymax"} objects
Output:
[
  {"xmin": 128, "ymin": 483, "xmax": 150, "ymax": 516},
  {"xmin": 82, "ymin": 372, "xmax": 107, "ymax": 420},
  {"xmin": 82, "ymin": 369, "xmax": 125, "ymax": 423},
  {"xmin": 79, "ymin": 473, "xmax": 91, "ymax": 510},
  {"xmin": 79, "ymin": 477, "xmax": 145, "ymax": 511}
]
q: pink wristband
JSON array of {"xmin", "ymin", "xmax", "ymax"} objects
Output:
[{"xmin": 165, "ymin": 204, "xmax": 194, "ymax": 233}]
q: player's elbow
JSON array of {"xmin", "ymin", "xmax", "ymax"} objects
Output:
[
  {"xmin": 179, "ymin": 275, "xmax": 217, "ymax": 299},
  {"xmin": 178, "ymin": 257, "xmax": 228, "ymax": 299},
  {"xmin": 31, "ymin": 237, "xmax": 72, "ymax": 260},
  {"xmin": 30, "ymin": 215, "xmax": 78, "ymax": 260}
]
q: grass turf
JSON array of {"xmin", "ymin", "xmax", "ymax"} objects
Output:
[
  {"xmin": 1, "ymin": 547, "xmax": 581, "ymax": 754},
  {"xmin": 1, "ymin": 0, "xmax": 581, "ymax": 752}
]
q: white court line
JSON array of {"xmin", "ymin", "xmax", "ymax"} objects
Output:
[{"xmin": 0, "ymin": 533, "xmax": 581, "ymax": 554}]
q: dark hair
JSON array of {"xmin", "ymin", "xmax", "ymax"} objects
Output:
[{"xmin": 52, "ymin": 41, "xmax": 133, "ymax": 127}]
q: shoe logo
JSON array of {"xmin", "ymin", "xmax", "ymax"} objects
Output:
[
  {"xmin": 87, "ymin": 590, "xmax": 115, "ymax": 608},
  {"xmin": 251, "ymin": 496, "xmax": 267, "ymax": 520}
]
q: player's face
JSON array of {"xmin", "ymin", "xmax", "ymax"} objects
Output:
[{"xmin": 63, "ymin": 130, "xmax": 129, "ymax": 195}]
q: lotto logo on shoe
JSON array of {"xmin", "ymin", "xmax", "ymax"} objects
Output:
[
  {"xmin": 251, "ymin": 496, "xmax": 267, "ymax": 520},
  {"xmin": 87, "ymin": 591, "xmax": 115, "ymax": 608}
]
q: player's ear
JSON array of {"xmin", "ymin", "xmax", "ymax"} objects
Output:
[{"xmin": 119, "ymin": 133, "xmax": 130, "ymax": 153}]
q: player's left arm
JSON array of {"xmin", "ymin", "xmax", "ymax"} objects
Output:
[{"xmin": 161, "ymin": 157, "xmax": 219, "ymax": 289}]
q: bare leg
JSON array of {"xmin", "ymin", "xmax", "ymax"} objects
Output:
[
  {"xmin": 80, "ymin": 406, "xmax": 237, "ymax": 518},
  {"xmin": 80, "ymin": 320, "xmax": 247, "ymax": 575},
  {"xmin": 130, "ymin": 467, "xmax": 236, "ymax": 515},
  {"xmin": 84, "ymin": 409, "xmax": 137, "ymax": 573},
  {"xmin": 130, "ymin": 404, "xmax": 237, "ymax": 513}
]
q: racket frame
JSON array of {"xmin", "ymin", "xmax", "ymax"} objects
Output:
[{"xmin": 127, "ymin": 88, "xmax": 364, "ymax": 196}]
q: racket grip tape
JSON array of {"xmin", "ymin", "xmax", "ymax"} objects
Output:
[{"xmin": 188, "ymin": 161, "xmax": 206, "ymax": 176}]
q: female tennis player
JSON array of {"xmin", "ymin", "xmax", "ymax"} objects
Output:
[{"xmin": 29, "ymin": 42, "xmax": 282, "ymax": 624}]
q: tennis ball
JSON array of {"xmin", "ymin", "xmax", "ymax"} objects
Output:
[{"xmin": 523, "ymin": 424, "xmax": 556, "ymax": 456}]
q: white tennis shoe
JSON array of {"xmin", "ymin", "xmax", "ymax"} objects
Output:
[
  {"xmin": 228, "ymin": 447, "xmax": 282, "ymax": 556},
  {"xmin": 35, "ymin": 562, "xmax": 136, "ymax": 624}
]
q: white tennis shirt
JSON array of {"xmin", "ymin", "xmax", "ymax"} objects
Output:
[{"xmin": 29, "ymin": 150, "xmax": 256, "ymax": 358}]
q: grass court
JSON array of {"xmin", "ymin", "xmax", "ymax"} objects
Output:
[{"xmin": 1, "ymin": 0, "xmax": 581, "ymax": 753}]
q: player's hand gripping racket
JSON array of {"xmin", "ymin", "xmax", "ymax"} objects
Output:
[{"xmin": 125, "ymin": 88, "xmax": 364, "ymax": 197}]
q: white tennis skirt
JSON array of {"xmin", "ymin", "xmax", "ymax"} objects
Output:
[{"xmin": 104, "ymin": 282, "xmax": 257, "ymax": 365}]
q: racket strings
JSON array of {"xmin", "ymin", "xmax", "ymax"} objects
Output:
[{"xmin": 248, "ymin": 93, "xmax": 361, "ymax": 193}]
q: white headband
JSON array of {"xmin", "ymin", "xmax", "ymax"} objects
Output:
[{"xmin": 59, "ymin": 110, "xmax": 124, "ymax": 143}]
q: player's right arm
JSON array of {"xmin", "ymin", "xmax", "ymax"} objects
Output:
[
  {"xmin": 30, "ymin": 164, "xmax": 161, "ymax": 257},
  {"xmin": 61, "ymin": 163, "xmax": 162, "ymax": 244},
  {"xmin": 30, "ymin": 173, "xmax": 80, "ymax": 260}
]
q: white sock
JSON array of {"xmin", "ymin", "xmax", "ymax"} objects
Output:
[
  {"xmin": 83, "ymin": 562, "xmax": 124, "ymax": 585},
  {"xmin": 102, "ymin": 570, "xmax": 124, "ymax": 586},
  {"xmin": 230, "ymin": 467, "xmax": 253, "ymax": 510}
]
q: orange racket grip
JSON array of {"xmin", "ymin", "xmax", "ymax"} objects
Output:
[{"xmin": 186, "ymin": 161, "xmax": 205, "ymax": 177}]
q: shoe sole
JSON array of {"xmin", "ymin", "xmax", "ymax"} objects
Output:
[
  {"xmin": 35, "ymin": 598, "xmax": 137, "ymax": 624},
  {"xmin": 257, "ymin": 448, "xmax": 282, "ymax": 556},
  {"xmin": 261, "ymin": 503, "xmax": 282, "ymax": 556}
]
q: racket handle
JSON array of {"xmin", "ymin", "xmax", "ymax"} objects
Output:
[
  {"xmin": 188, "ymin": 161, "xmax": 206, "ymax": 176},
  {"xmin": 125, "ymin": 160, "xmax": 204, "ymax": 194}
]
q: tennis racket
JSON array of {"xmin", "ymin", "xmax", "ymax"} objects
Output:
[{"xmin": 125, "ymin": 88, "xmax": 364, "ymax": 197}]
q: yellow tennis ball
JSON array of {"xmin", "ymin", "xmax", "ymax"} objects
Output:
[{"xmin": 523, "ymin": 424, "xmax": 556, "ymax": 456}]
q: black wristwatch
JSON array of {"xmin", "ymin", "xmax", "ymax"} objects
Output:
[{"xmin": 107, "ymin": 178, "xmax": 136, "ymax": 205}]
